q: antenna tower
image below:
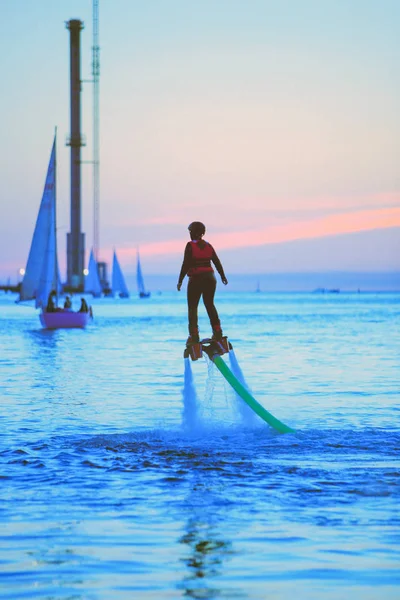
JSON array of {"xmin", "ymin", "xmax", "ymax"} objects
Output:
[{"xmin": 92, "ymin": 0, "xmax": 100, "ymax": 261}]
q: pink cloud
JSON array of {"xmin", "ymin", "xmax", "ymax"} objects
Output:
[{"xmin": 116, "ymin": 206, "xmax": 400, "ymax": 260}]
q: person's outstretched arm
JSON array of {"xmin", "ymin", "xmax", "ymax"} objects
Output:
[
  {"xmin": 211, "ymin": 247, "xmax": 228, "ymax": 285},
  {"xmin": 177, "ymin": 243, "xmax": 192, "ymax": 290}
]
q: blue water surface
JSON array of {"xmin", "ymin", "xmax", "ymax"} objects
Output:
[{"xmin": 0, "ymin": 291, "xmax": 399, "ymax": 599}]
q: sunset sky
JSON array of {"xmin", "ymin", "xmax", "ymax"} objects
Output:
[{"xmin": 0, "ymin": 0, "xmax": 399, "ymax": 282}]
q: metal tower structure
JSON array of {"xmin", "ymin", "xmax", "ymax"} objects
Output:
[
  {"xmin": 66, "ymin": 19, "xmax": 85, "ymax": 290},
  {"xmin": 92, "ymin": 0, "xmax": 100, "ymax": 263}
]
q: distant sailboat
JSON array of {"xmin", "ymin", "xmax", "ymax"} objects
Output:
[
  {"xmin": 136, "ymin": 250, "xmax": 150, "ymax": 298},
  {"xmin": 19, "ymin": 133, "xmax": 92, "ymax": 329},
  {"xmin": 112, "ymin": 250, "xmax": 130, "ymax": 298},
  {"xmin": 84, "ymin": 248, "xmax": 102, "ymax": 297},
  {"xmin": 255, "ymin": 280, "xmax": 261, "ymax": 293}
]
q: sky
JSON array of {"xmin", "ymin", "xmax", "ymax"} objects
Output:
[{"xmin": 0, "ymin": 0, "xmax": 399, "ymax": 283}]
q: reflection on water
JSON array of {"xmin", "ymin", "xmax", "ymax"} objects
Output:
[
  {"xmin": 27, "ymin": 327, "xmax": 60, "ymax": 349},
  {"xmin": 179, "ymin": 516, "xmax": 234, "ymax": 599},
  {"xmin": 178, "ymin": 476, "xmax": 236, "ymax": 599}
]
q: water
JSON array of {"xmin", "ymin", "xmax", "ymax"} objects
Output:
[{"xmin": 1, "ymin": 291, "xmax": 399, "ymax": 599}]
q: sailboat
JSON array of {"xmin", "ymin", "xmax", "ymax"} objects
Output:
[
  {"xmin": 112, "ymin": 250, "xmax": 130, "ymax": 298},
  {"xmin": 19, "ymin": 133, "xmax": 92, "ymax": 328},
  {"xmin": 136, "ymin": 249, "xmax": 150, "ymax": 298},
  {"xmin": 84, "ymin": 248, "xmax": 102, "ymax": 297}
]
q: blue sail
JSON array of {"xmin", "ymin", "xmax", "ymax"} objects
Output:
[
  {"xmin": 136, "ymin": 250, "xmax": 150, "ymax": 298},
  {"xmin": 112, "ymin": 250, "xmax": 129, "ymax": 298},
  {"xmin": 84, "ymin": 249, "xmax": 102, "ymax": 297},
  {"xmin": 20, "ymin": 135, "xmax": 59, "ymax": 308}
]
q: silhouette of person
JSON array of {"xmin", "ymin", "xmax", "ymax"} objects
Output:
[
  {"xmin": 46, "ymin": 290, "xmax": 57, "ymax": 313},
  {"xmin": 177, "ymin": 222, "xmax": 228, "ymax": 345},
  {"xmin": 78, "ymin": 297, "xmax": 89, "ymax": 313},
  {"xmin": 64, "ymin": 296, "xmax": 72, "ymax": 309}
]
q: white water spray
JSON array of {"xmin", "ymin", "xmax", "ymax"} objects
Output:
[
  {"xmin": 203, "ymin": 357, "xmax": 217, "ymax": 420},
  {"xmin": 229, "ymin": 349, "xmax": 258, "ymax": 426},
  {"xmin": 182, "ymin": 358, "xmax": 199, "ymax": 431}
]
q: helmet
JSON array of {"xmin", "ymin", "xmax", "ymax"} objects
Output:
[{"xmin": 188, "ymin": 221, "xmax": 206, "ymax": 237}]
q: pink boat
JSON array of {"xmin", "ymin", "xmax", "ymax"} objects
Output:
[{"xmin": 39, "ymin": 309, "xmax": 92, "ymax": 329}]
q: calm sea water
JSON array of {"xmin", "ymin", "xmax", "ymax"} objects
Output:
[{"xmin": 1, "ymin": 291, "xmax": 399, "ymax": 599}]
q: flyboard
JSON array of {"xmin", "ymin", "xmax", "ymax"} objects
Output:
[{"xmin": 184, "ymin": 337, "xmax": 295, "ymax": 434}]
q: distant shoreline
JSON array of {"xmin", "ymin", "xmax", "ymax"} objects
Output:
[
  {"xmin": 123, "ymin": 271, "xmax": 400, "ymax": 293},
  {"xmin": 2, "ymin": 271, "xmax": 399, "ymax": 294}
]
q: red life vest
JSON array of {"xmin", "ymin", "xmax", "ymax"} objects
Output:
[{"xmin": 188, "ymin": 241, "xmax": 214, "ymax": 276}]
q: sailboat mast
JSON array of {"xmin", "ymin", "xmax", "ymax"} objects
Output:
[
  {"xmin": 54, "ymin": 128, "xmax": 58, "ymax": 304},
  {"xmin": 92, "ymin": 0, "xmax": 100, "ymax": 263}
]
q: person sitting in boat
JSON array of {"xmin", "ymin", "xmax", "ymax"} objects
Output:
[
  {"xmin": 78, "ymin": 297, "xmax": 89, "ymax": 313},
  {"xmin": 46, "ymin": 290, "xmax": 57, "ymax": 313},
  {"xmin": 63, "ymin": 296, "xmax": 72, "ymax": 310},
  {"xmin": 177, "ymin": 221, "xmax": 228, "ymax": 346}
]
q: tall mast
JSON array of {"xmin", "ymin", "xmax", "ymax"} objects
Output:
[
  {"xmin": 92, "ymin": 0, "xmax": 100, "ymax": 262},
  {"xmin": 66, "ymin": 19, "xmax": 85, "ymax": 291},
  {"xmin": 54, "ymin": 127, "xmax": 58, "ymax": 301}
]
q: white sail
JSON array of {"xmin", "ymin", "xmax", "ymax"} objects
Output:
[
  {"xmin": 20, "ymin": 136, "xmax": 59, "ymax": 307},
  {"xmin": 84, "ymin": 248, "xmax": 102, "ymax": 297},
  {"xmin": 36, "ymin": 195, "xmax": 58, "ymax": 309},
  {"xmin": 136, "ymin": 249, "xmax": 150, "ymax": 298},
  {"xmin": 112, "ymin": 250, "xmax": 129, "ymax": 298}
]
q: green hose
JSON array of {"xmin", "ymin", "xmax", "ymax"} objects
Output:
[{"xmin": 212, "ymin": 355, "xmax": 295, "ymax": 434}]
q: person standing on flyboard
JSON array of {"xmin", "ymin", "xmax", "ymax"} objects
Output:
[{"xmin": 177, "ymin": 222, "xmax": 228, "ymax": 346}]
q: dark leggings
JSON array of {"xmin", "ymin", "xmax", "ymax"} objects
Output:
[{"xmin": 187, "ymin": 272, "xmax": 221, "ymax": 336}]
